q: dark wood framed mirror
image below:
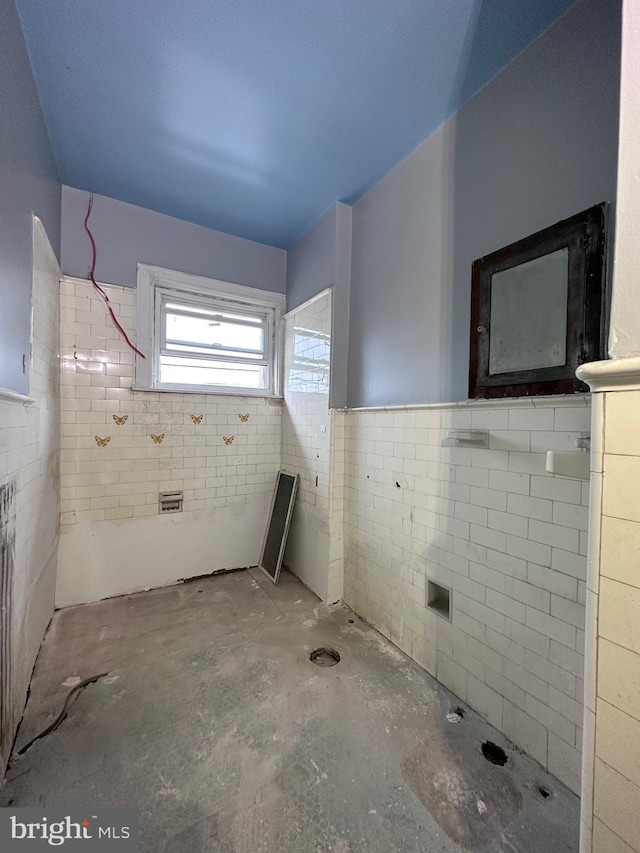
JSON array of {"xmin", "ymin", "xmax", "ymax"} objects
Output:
[{"xmin": 469, "ymin": 203, "xmax": 608, "ymax": 399}]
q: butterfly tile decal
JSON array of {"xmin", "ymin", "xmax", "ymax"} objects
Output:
[
  {"xmin": 223, "ymin": 435, "xmax": 235, "ymax": 445},
  {"xmin": 113, "ymin": 414, "xmax": 128, "ymax": 426},
  {"xmin": 191, "ymin": 414, "xmax": 203, "ymax": 425},
  {"xmin": 151, "ymin": 433, "xmax": 165, "ymax": 444},
  {"xmin": 95, "ymin": 436, "xmax": 111, "ymax": 447},
  {"xmin": 238, "ymin": 413, "xmax": 250, "ymax": 423}
]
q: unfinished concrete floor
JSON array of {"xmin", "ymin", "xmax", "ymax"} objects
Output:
[{"xmin": 1, "ymin": 568, "xmax": 579, "ymax": 852}]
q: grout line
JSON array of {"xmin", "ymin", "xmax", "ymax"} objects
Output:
[{"xmin": 593, "ymin": 817, "xmax": 637, "ymax": 853}]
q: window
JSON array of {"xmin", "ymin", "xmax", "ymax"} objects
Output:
[
  {"xmin": 469, "ymin": 203, "xmax": 608, "ymax": 398},
  {"xmin": 134, "ymin": 265, "xmax": 285, "ymax": 396}
]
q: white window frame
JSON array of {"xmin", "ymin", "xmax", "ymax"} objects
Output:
[{"xmin": 134, "ymin": 264, "xmax": 285, "ymax": 396}]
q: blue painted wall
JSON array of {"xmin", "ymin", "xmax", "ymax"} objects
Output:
[
  {"xmin": 0, "ymin": 0, "xmax": 60, "ymax": 395},
  {"xmin": 332, "ymin": 204, "xmax": 352, "ymax": 410},
  {"xmin": 347, "ymin": 0, "xmax": 621, "ymax": 407},
  {"xmin": 286, "ymin": 207, "xmax": 338, "ymax": 312},
  {"xmin": 61, "ymin": 187, "xmax": 286, "ymax": 293},
  {"xmin": 286, "ymin": 203, "xmax": 352, "ymax": 408}
]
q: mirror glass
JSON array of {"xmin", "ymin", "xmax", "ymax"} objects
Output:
[{"xmin": 489, "ymin": 248, "xmax": 568, "ymax": 375}]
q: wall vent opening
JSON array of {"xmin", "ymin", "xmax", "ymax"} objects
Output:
[
  {"xmin": 427, "ymin": 580, "xmax": 451, "ymax": 620},
  {"xmin": 159, "ymin": 491, "xmax": 183, "ymax": 514}
]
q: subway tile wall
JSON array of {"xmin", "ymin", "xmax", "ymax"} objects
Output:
[
  {"xmin": 0, "ymin": 219, "xmax": 60, "ymax": 774},
  {"xmin": 57, "ymin": 278, "xmax": 281, "ymax": 602},
  {"xmin": 342, "ymin": 399, "xmax": 591, "ymax": 792},
  {"xmin": 59, "ymin": 278, "xmax": 281, "ymax": 529},
  {"xmin": 282, "ymin": 291, "xmax": 331, "ymax": 516},
  {"xmin": 327, "ymin": 408, "xmax": 346, "ymax": 603}
]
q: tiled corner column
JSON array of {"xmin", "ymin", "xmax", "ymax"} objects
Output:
[
  {"xmin": 577, "ymin": 359, "xmax": 640, "ymax": 852},
  {"xmin": 281, "ymin": 290, "xmax": 333, "ymax": 600}
]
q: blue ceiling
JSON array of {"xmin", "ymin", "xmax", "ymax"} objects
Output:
[{"xmin": 15, "ymin": 0, "xmax": 575, "ymax": 248}]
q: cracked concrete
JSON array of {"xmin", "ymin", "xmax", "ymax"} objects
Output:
[{"xmin": 1, "ymin": 568, "xmax": 579, "ymax": 851}]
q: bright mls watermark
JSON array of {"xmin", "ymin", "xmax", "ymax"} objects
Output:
[{"xmin": 0, "ymin": 809, "xmax": 138, "ymax": 850}]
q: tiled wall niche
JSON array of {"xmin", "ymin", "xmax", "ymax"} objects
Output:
[
  {"xmin": 57, "ymin": 277, "xmax": 281, "ymax": 606},
  {"xmin": 342, "ymin": 399, "xmax": 590, "ymax": 793},
  {"xmin": 0, "ymin": 219, "xmax": 60, "ymax": 774}
]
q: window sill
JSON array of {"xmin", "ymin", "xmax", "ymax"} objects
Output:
[
  {"xmin": 0, "ymin": 387, "xmax": 36, "ymax": 405},
  {"xmin": 131, "ymin": 384, "xmax": 283, "ymax": 401}
]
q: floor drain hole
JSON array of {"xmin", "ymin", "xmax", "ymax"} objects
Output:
[
  {"xmin": 310, "ymin": 647, "xmax": 341, "ymax": 667},
  {"xmin": 446, "ymin": 706, "xmax": 465, "ymax": 724},
  {"xmin": 481, "ymin": 741, "xmax": 508, "ymax": 766},
  {"xmin": 538, "ymin": 785, "xmax": 551, "ymax": 799}
]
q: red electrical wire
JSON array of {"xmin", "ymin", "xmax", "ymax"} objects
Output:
[{"xmin": 84, "ymin": 193, "xmax": 146, "ymax": 359}]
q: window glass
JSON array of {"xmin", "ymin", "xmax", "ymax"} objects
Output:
[
  {"xmin": 135, "ymin": 266, "xmax": 284, "ymax": 396},
  {"xmin": 164, "ymin": 311, "xmax": 266, "ymax": 358},
  {"xmin": 159, "ymin": 355, "xmax": 268, "ymax": 389}
]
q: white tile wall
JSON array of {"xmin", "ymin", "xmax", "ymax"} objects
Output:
[
  {"xmin": 0, "ymin": 218, "xmax": 60, "ymax": 773},
  {"xmin": 281, "ymin": 290, "xmax": 333, "ymax": 599},
  {"xmin": 327, "ymin": 408, "xmax": 346, "ymax": 603},
  {"xmin": 342, "ymin": 398, "xmax": 590, "ymax": 792},
  {"xmin": 57, "ymin": 278, "xmax": 282, "ymax": 604},
  {"xmin": 585, "ymin": 387, "xmax": 640, "ymax": 853}
]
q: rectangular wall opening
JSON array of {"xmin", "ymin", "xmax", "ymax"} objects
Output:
[{"xmin": 427, "ymin": 580, "xmax": 451, "ymax": 621}]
